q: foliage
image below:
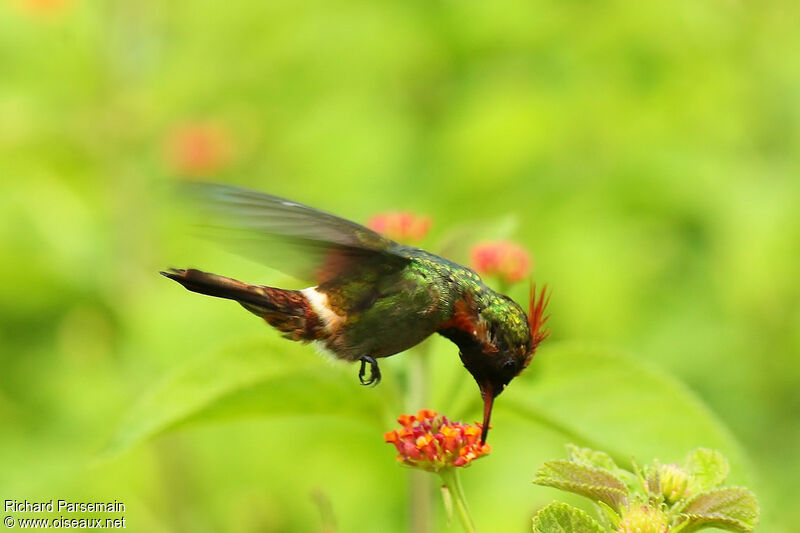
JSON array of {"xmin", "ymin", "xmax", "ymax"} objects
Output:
[
  {"xmin": 103, "ymin": 337, "xmax": 749, "ymax": 530},
  {"xmin": 2, "ymin": 0, "xmax": 799, "ymax": 530},
  {"xmin": 533, "ymin": 502, "xmax": 606, "ymax": 533},
  {"xmin": 108, "ymin": 342, "xmax": 747, "ymax": 474},
  {"xmin": 533, "ymin": 446, "xmax": 759, "ymax": 532}
]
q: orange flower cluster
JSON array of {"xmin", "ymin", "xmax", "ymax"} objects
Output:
[
  {"xmin": 470, "ymin": 241, "xmax": 531, "ymax": 284},
  {"xmin": 16, "ymin": 0, "xmax": 71, "ymax": 15},
  {"xmin": 164, "ymin": 120, "xmax": 233, "ymax": 177},
  {"xmin": 367, "ymin": 212, "xmax": 431, "ymax": 244},
  {"xmin": 384, "ymin": 409, "xmax": 491, "ymax": 472}
]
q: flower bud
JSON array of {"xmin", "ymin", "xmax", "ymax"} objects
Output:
[
  {"xmin": 659, "ymin": 463, "xmax": 690, "ymax": 503},
  {"xmin": 617, "ymin": 504, "xmax": 669, "ymax": 533}
]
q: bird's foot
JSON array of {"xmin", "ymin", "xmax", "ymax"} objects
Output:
[{"xmin": 358, "ymin": 355, "xmax": 381, "ymax": 386}]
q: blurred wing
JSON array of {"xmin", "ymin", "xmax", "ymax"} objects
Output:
[{"xmin": 181, "ymin": 182, "xmax": 409, "ymax": 284}]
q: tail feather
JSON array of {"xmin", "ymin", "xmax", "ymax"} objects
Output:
[
  {"xmin": 161, "ymin": 268, "xmax": 322, "ymax": 341},
  {"xmin": 161, "ymin": 268, "xmax": 271, "ymax": 308}
]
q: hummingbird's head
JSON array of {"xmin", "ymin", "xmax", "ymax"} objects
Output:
[{"xmin": 456, "ymin": 285, "xmax": 550, "ymax": 444}]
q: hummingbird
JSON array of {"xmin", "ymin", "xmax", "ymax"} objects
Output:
[{"xmin": 162, "ymin": 183, "xmax": 549, "ymax": 443}]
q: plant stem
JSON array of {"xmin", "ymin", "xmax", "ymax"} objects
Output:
[
  {"xmin": 409, "ymin": 470, "xmax": 432, "ymax": 533},
  {"xmin": 407, "ymin": 341, "xmax": 430, "ymax": 410},
  {"xmin": 439, "ymin": 468, "xmax": 477, "ymax": 533},
  {"xmin": 407, "ymin": 343, "xmax": 432, "ymax": 533}
]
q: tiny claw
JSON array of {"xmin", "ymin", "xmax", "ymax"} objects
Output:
[{"xmin": 358, "ymin": 355, "xmax": 381, "ymax": 387}]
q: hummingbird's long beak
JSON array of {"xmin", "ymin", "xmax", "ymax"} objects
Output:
[{"xmin": 480, "ymin": 387, "xmax": 495, "ymax": 445}]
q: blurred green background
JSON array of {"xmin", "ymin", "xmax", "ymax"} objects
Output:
[{"xmin": 1, "ymin": 0, "xmax": 799, "ymax": 531}]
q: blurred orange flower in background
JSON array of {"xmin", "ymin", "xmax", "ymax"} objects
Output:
[
  {"xmin": 470, "ymin": 241, "xmax": 531, "ymax": 284},
  {"xmin": 368, "ymin": 212, "xmax": 431, "ymax": 244},
  {"xmin": 164, "ymin": 121, "xmax": 233, "ymax": 177},
  {"xmin": 15, "ymin": 0, "xmax": 72, "ymax": 15}
]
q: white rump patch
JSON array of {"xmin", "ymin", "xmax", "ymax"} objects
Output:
[{"xmin": 301, "ymin": 287, "xmax": 344, "ymax": 332}]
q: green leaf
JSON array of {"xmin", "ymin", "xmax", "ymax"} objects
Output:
[
  {"xmin": 534, "ymin": 460, "xmax": 628, "ymax": 510},
  {"xmin": 104, "ymin": 337, "xmax": 399, "ymax": 456},
  {"xmin": 685, "ymin": 448, "xmax": 730, "ymax": 492},
  {"xmin": 596, "ymin": 502, "xmax": 621, "ymax": 529},
  {"xmin": 566, "ymin": 444, "xmax": 619, "ymax": 472},
  {"xmin": 501, "ymin": 343, "xmax": 750, "ymax": 482},
  {"xmin": 678, "ymin": 487, "xmax": 759, "ymax": 533},
  {"xmin": 532, "ymin": 502, "xmax": 607, "ymax": 533},
  {"xmin": 565, "ymin": 444, "xmax": 643, "ymax": 501}
]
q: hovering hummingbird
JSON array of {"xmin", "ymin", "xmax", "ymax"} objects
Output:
[{"xmin": 162, "ymin": 183, "xmax": 549, "ymax": 443}]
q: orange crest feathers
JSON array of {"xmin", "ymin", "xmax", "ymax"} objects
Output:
[{"xmin": 528, "ymin": 284, "xmax": 551, "ymax": 351}]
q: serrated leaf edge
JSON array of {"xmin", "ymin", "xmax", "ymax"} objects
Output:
[
  {"xmin": 534, "ymin": 477, "xmax": 629, "ymax": 511},
  {"xmin": 678, "ymin": 486, "xmax": 759, "ymax": 532},
  {"xmin": 532, "ymin": 501, "xmax": 606, "ymax": 533}
]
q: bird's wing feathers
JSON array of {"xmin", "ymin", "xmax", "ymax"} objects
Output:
[{"xmin": 181, "ymin": 182, "xmax": 409, "ymax": 284}]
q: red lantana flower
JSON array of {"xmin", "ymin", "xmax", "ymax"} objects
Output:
[
  {"xmin": 384, "ymin": 409, "xmax": 490, "ymax": 472},
  {"xmin": 470, "ymin": 241, "xmax": 531, "ymax": 284},
  {"xmin": 16, "ymin": 0, "xmax": 71, "ymax": 15},
  {"xmin": 164, "ymin": 120, "xmax": 233, "ymax": 177},
  {"xmin": 368, "ymin": 212, "xmax": 431, "ymax": 244}
]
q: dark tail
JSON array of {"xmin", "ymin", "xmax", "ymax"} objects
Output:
[{"xmin": 161, "ymin": 268, "xmax": 321, "ymax": 341}]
